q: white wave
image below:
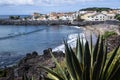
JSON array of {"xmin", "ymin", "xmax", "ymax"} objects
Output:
[
  {"xmin": 52, "ymin": 33, "xmax": 86, "ymax": 53},
  {"xmin": 0, "ymin": 28, "xmax": 46, "ymax": 40},
  {"xmin": 68, "ymin": 33, "xmax": 85, "ymax": 39},
  {"xmin": 71, "ymin": 26, "xmax": 82, "ymax": 29}
]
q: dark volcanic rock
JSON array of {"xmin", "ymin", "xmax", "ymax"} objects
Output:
[
  {"xmin": 0, "ymin": 19, "xmax": 120, "ymax": 26},
  {"xmin": 105, "ymin": 35, "xmax": 120, "ymax": 52},
  {"xmin": 0, "ymin": 67, "xmax": 14, "ymax": 80},
  {"xmin": 0, "ymin": 19, "xmax": 71, "ymax": 25},
  {"xmin": 16, "ymin": 48, "xmax": 65, "ymax": 80},
  {"xmin": 0, "ymin": 48, "xmax": 65, "ymax": 80},
  {"xmin": 32, "ymin": 51, "xmax": 38, "ymax": 58}
]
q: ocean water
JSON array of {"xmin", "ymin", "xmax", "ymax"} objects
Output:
[
  {"xmin": 0, "ymin": 25, "xmax": 83, "ymax": 67},
  {"xmin": 0, "ymin": 15, "xmax": 29, "ymax": 19}
]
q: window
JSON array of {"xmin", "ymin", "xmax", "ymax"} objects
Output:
[
  {"xmin": 110, "ymin": 17, "xmax": 113, "ymax": 19},
  {"xmin": 88, "ymin": 16, "xmax": 91, "ymax": 18},
  {"xmin": 95, "ymin": 19, "xmax": 98, "ymax": 21}
]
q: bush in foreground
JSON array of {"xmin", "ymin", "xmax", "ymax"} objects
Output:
[
  {"xmin": 40, "ymin": 35, "xmax": 120, "ymax": 80},
  {"xmin": 103, "ymin": 31, "xmax": 117, "ymax": 39}
]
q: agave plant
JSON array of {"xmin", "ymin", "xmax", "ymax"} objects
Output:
[
  {"xmin": 22, "ymin": 74, "xmax": 34, "ymax": 80},
  {"xmin": 40, "ymin": 35, "xmax": 120, "ymax": 80},
  {"xmin": 0, "ymin": 69, "xmax": 7, "ymax": 77}
]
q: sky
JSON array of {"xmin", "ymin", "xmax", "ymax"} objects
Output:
[{"xmin": 0, "ymin": 0, "xmax": 120, "ymax": 15}]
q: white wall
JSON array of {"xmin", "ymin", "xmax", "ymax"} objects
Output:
[{"xmin": 87, "ymin": 14, "xmax": 108, "ymax": 21}]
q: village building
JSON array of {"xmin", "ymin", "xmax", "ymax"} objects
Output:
[
  {"xmin": 101, "ymin": 11, "xmax": 108, "ymax": 14},
  {"xmin": 80, "ymin": 12, "xmax": 96, "ymax": 21},
  {"xmin": 31, "ymin": 8, "xmax": 119, "ymax": 21},
  {"xmin": 90, "ymin": 13, "xmax": 108, "ymax": 21},
  {"xmin": 79, "ymin": 11, "xmax": 88, "ymax": 14},
  {"xmin": 48, "ymin": 12, "xmax": 74, "ymax": 20},
  {"xmin": 107, "ymin": 13, "xmax": 116, "ymax": 20},
  {"xmin": 81, "ymin": 12, "xmax": 116, "ymax": 21},
  {"xmin": 36, "ymin": 15, "xmax": 46, "ymax": 20},
  {"xmin": 115, "ymin": 9, "xmax": 120, "ymax": 14},
  {"xmin": 59, "ymin": 12, "xmax": 74, "ymax": 20},
  {"xmin": 32, "ymin": 12, "xmax": 41, "ymax": 20},
  {"xmin": 48, "ymin": 12, "xmax": 58, "ymax": 20}
]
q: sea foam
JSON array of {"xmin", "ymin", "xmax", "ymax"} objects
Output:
[{"xmin": 52, "ymin": 33, "xmax": 86, "ymax": 53}]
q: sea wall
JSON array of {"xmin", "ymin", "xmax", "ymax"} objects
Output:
[
  {"xmin": 71, "ymin": 20, "xmax": 120, "ymax": 26},
  {"xmin": 0, "ymin": 19, "xmax": 120, "ymax": 26},
  {"xmin": 0, "ymin": 19, "xmax": 71, "ymax": 25}
]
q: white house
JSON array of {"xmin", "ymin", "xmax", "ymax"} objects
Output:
[
  {"xmin": 90, "ymin": 13, "xmax": 108, "ymax": 21},
  {"xmin": 81, "ymin": 12, "xmax": 116, "ymax": 21},
  {"xmin": 72, "ymin": 11, "xmax": 88, "ymax": 20},
  {"xmin": 79, "ymin": 11, "xmax": 88, "ymax": 14},
  {"xmin": 101, "ymin": 11, "xmax": 108, "ymax": 14},
  {"xmin": 59, "ymin": 13, "xmax": 74, "ymax": 20},
  {"xmin": 107, "ymin": 13, "xmax": 116, "ymax": 20},
  {"xmin": 116, "ymin": 9, "xmax": 120, "ymax": 14}
]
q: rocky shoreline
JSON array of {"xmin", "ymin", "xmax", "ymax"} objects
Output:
[
  {"xmin": 0, "ymin": 19, "xmax": 120, "ymax": 26},
  {"xmin": 84, "ymin": 23, "xmax": 120, "ymax": 36},
  {"xmin": 0, "ymin": 19, "xmax": 71, "ymax": 25},
  {"xmin": 0, "ymin": 48, "xmax": 65, "ymax": 80},
  {"xmin": 0, "ymin": 21, "xmax": 120, "ymax": 80},
  {"xmin": 0, "ymin": 35, "xmax": 120, "ymax": 80},
  {"xmin": 0, "ymin": 34, "xmax": 120, "ymax": 80}
]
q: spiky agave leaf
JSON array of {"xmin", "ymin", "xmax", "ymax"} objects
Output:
[
  {"xmin": 102, "ymin": 46, "xmax": 119, "ymax": 80},
  {"xmin": 93, "ymin": 35, "xmax": 100, "ymax": 64},
  {"xmin": 22, "ymin": 73, "xmax": 29, "ymax": 80},
  {"xmin": 108, "ymin": 57, "xmax": 120, "ymax": 80},
  {"xmin": 69, "ymin": 47, "xmax": 83, "ymax": 80},
  {"xmin": 99, "ymin": 45, "xmax": 108, "ymax": 80},
  {"xmin": 92, "ymin": 37, "xmax": 105, "ymax": 80},
  {"xmin": 64, "ymin": 41, "xmax": 78, "ymax": 80},
  {"xmin": 39, "ymin": 66, "xmax": 64, "ymax": 80},
  {"xmin": 76, "ymin": 35, "xmax": 83, "ymax": 64},
  {"xmin": 49, "ymin": 49, "xmax": 68, "ymax": 80},
  {"xmin": 83, "ymin": 40, "xmax": 91, "ymax": 80}
]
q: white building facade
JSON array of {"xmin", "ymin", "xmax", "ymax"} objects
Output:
[
  {"xmin": 81, "ymin": 12, "xmax": 116, "ymax": 21},
  {"xmin": 89, "ymin": 13, "xmax": 108, "ymax": 21}
]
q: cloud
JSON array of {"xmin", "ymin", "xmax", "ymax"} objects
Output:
[
  {"xmin": 0, "ymin": 0, "xmax": 34, "ymax": 5},
  {"xmin": 0, "ymin": 0, "xmax": 101, "ymax": 6}
]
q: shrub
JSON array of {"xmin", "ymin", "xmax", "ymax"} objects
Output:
[
  {"xmin": 40, "ymin": 35, "xmax": 120, "ymax": 80},
  {"xmin": 115, "ymin": 14, "xmax": 120, "ymax": 21},
  {"xmin": 9, "ymin": 16, "xmax": 20, "ymax": 20},
  {"xmin": 103, "ymin": 31, "xmax": 117, "ymax": 39},
  {"xmin": 0, "ymin": 69, "xmax": 7, "ymax": 77}
]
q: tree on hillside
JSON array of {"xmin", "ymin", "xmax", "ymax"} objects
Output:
[{"xmin": 80, "ymin": 7, "xmax": 112, "ymax": 12}]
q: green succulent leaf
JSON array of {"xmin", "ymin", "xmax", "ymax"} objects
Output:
[{"xmin": 39, "ymin": 66, "xmax": 64, "ymax": 80}]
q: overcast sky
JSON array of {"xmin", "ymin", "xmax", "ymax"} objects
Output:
[{"xmin": 0, "ymin": 0, "xmax": 120, "ymax": 15}]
